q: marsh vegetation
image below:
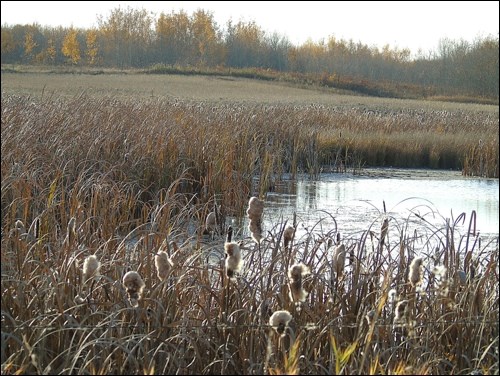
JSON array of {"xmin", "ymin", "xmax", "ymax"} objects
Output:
[{"xmin": 1, "ymin": 75, "xmax": 498, "ymax": 374}]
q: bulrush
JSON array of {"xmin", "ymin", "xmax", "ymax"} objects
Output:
[
  {"xmin": 394, "ymin": 299, "xmax": 409, "ymax": 324},
  {"xmin": 155, "ymin": 251, "xmax": 174, "ymax": 281},
  {"xmin": 64, "ymin": 217, "xmax": 77, "ymax": 248},
  {"xmin": 122, "ymin": 271, "xmax": 146, "ymax": 307},
  {"xmin": 246, "ymin": 196, "xmax": 264, "ymax": 243},
  {"xmin": 205, "ymin": 211, "xmax": 217, "ymax": 234},
  {"xmin": 224, "ymin": 226, "xmax": 242, "ymax": 281},
  {"xmin": 283, "ymin": 225, "xmax": 295, "ymax": 249},
  {"xmin": 409, "ymin": 257, "xmax": 424, "ymax": 287},
  {"xmin": 332, "ymin": 233, "xmax": 346, "ymax": 278},
  {"xmin": 82, "ymin": 255, "xmax": 101, "ymax": 283},
  {"xmin": 288, "ymin": 262, "xmax": 310, "ymax": 309},
  {"xmin": 269, "ymin": 310, "xmax": 293, "ymax": 337}
]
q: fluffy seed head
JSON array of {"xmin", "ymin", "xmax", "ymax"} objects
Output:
[
  {"xmin": 225, "ymin": 241, "xmax": 242, "ymax": 280},
  {"xmin": 288, "ymin": 263, "xmax": 310, "ymax": 280},
  {"xmin": 247, "ymin": 197, "xmax": 264, "ymax": 243},
  {"xmin": 82, "ymin": 255, "xmax": 101, "ymax": 282},
  {"xmin": 269, "ymin": 310, "xmax": 293, "ymax": 336},
  {"xmin": 394, "ymin": 300, "xmax": 408, "ymax": 322},
  {"xmin": 155, "ymin": 251, "xmax": 174, "ymax": 281},
  {"xmin": 122, "ymin": 271, "xmax": 146, "ymax": 307},
  {"xmin": 205, "ymin": 211, "xmax": 216, "ymax": 232},
  {"xmin": 409, "ymin": 257, "xmax": 424, "ymax": 287},
  {"xmin": 288, "ymin": 263, "xmax": 310, "ymax": 304},
  {"xmin": 332, "ymin": 243, "xmax": 346, "ymax": 277}
]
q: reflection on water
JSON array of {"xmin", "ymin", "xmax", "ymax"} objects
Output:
[{"xmin": 236, "ymin": 168, "xmax": 499, "ymax": 242}]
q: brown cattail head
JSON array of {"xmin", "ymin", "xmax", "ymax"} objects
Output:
[
  {"xmin": 155, "ymin": 251, "xmax": 174, "ymax": 281},
  {"xmin": 269, "ymin": 310, "xmax": 293, "ymax": 337},
  {"xmin": 409, "ymin": 257, "xmax": 424, "ymax": 287},
  {"xmin": 247, "ymin": 196, "xmax": 264, "ymax": 243},
  {"xmin": 224, "ymin": 241, "xmax": 242, "ymax": 281},
  {"xmin": 288, "ymin": 263, "xmax": 310, "ymax": 304},
  {"xmin": 394, "ymin": 300, "xmax": 409, "ymax": 323},
  {"xmin": 380, "ymin": 217, "xmax": 389, "ymax": 241},
  {"xmin": 283, "ymin": 225, "xmax": 295, "ymax": 248},
  {"xmin": 122, "ymin": 271, "xmax": 146, "ymax": 307},
  {"xmin": 205, "ymin": 211, "xmax": 217, "ymax": 233},
  {"xmin": 332, "ymin": 242, "xmax": 346, "ymax": 278},
  {"xmin": 82, "ymin": 255, "xmax": 101, "ymax": 282}
]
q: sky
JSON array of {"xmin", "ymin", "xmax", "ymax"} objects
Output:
[{"xmin": 1, "ymin": 1, "xmax": 498, "ymax": 55}]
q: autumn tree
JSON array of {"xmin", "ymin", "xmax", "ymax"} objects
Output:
[
  {"xmin": 86, "ymin": 29, "xmax": 99, "ymax": 65},
  {"xmin": 61, "ymin": 28, "xmax": 81, "ymax": 64},
  {"xmin": 45, "ymin": 38, "xmax": 57, "ymax": 64},
  {"xmin": 190, "ymin": 9, "xmax": 220, "ymax": 67},
  {"xmin": 156, "ymin": 10, "xmax": 192, "ymax": 64},
  {"xmin": 97, "ymin": 6, "xmax": 153, "ymax": 67},
  {"xmin": 1, "ymin": 29, "xmax": 16, "ymax": 56},
  {"xmin": 24, "ymin": 29, "xmax": 37, "ymax": 63},
  {"xmin": 225, "ymin": 20, "xmax": 265, "ymax": 68}
]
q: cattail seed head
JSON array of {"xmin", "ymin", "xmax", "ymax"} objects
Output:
[
  {"xmin": 155, "ymin": 251, "xmax": 174, "ymax": 281},
  {"xmin": 283, "ymin": 225, "xmax": 295, "ymax": 248},
  {"xmin": 82, "ymin": 255, "xmax": 101, "ymax": 282},
  {"xmin": 122, "ymin": 271, "xmax": 146, "ymax": 307},
  {"xmin": 394, "ymin": 300, "xmax": 408, "ymax": 323},
  {"xmin": 409, "ymin": 257, "xmax": 424, "ymax": 287},
  {"xmin": 247, "ymin": 196, "xmax": 264, "ymax": 243},
  {"xmin": 65, "ymin": 217, "xmax": 77, "ymax": 246},
  {"xmin": 288, "ymin": 263, "xmax": 310, "ymax": 305},
  {"xmin": 225, "ymin": 241, "xmax": 242, "ymax": 281},
  {"xmin": 205, "ymin": 211, "xmax": 216, "ymax": 233},
  {"xmin": 332, "ymin": 243, "xmax": 346, "ymax": 278},
  {"xmin": 269, "ymin": 310, "xmax": 293, "ymax": 337}
]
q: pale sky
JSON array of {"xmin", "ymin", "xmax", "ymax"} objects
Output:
[{"xmin": 1, "ymin": 1, "xmax": 498, "ymax": 54}]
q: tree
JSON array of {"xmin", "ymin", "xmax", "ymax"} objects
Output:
[
  {"xmin": 156, "ymin": 10, "xmax": 192, "ymax": 64},
  {"xmin": 190, "ymin": 9, "xmax": 219, "ymax": 67},
  {"xmin": 24, "ymin": 29, "xmax": 37, "ymax": 63},
  {"xmin": 86, "ymin": 29, "xmax": 99, "ymax": 65},
  {"xmin": 62, "ymin": 28, "xmax": 81, "ymax": 64}
]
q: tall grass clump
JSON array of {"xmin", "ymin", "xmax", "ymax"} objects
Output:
[{"xmin": 1, "ymin": 93, "xmax": 498, "ymax": 374}]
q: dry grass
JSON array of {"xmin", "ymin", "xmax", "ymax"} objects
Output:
[{"xmin": 1, "ymin": 80, "xmax": 498, "ymax": 374}]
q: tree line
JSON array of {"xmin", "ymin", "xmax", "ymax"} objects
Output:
[{"xmin": 1, "ymin": 6, "xmax": 498, "ymax": 100}]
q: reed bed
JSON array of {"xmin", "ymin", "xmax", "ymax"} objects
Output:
[{"xmin": 1, "ymin": 94, "xmax": 499, "ymax": 374}]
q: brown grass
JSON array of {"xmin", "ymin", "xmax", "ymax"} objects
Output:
[{"xmin": 1, "ymin": 76, "xmax": 498, "ymax": 374}]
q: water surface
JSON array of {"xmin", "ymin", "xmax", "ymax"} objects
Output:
[{"xmin": 238, "ymin": 168, "xmax": 499, "ymax": 244}]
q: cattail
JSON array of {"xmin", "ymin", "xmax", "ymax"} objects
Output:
[
  {"xmin": 332, "ymin": 233, "xmax": 346, "ymax": 278},
  {"xmin": 205, "ymin": 211, "xmax": 217, "ymax": 234},
  {"xmin": 247, "ymin": 196, "xmax": 264, "ymax": 243},
  {"xmin": 122, "ymin": 271, "xmax": 146, "ymax": 307},
  {"xmin": 155, "ymin": 251, "xmax": 174, "ymax": 281},
  {"xmin": 15, "ymin": 219, "xmax": 26, "ymax": 234},
  {"xmin": 64, "ymin": 217, "xmax": 77, "ymax": 247},
  {"xmin": 380, "ymin": 217, "xmax": 389, "ymax": 245},
  {"xmin": 12, "ymin": 219, "xmax": 36, "ymax": 242},
  {"xmin": 283, "ymin": 225, "xmax": 295, "ymax": 249},
  {"xmin": 288, "ymin": 263, "xmax": 310, "ymax": 308},
  {"xmin": 394, "ymin": 300, "xmax": 408, "ymax": 324},
  {"xmin": 82, "ymin": 255, "xmax": 101, "ymax": 282},
  {"xmin": 269, "ymin": 310, "xmax": 293, "ymax": 337},
  {"xmin": 224, "ymin": 240, "xmax": 243, "ymax": 281},
  {"xmin": 409, "ymin": 257, "xmax": 424, "ymax": 287}
]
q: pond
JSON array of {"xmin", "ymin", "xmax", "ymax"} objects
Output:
[{"xmin": 233, "ymin": 168, "xmax": 499, "ymax": 250}]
